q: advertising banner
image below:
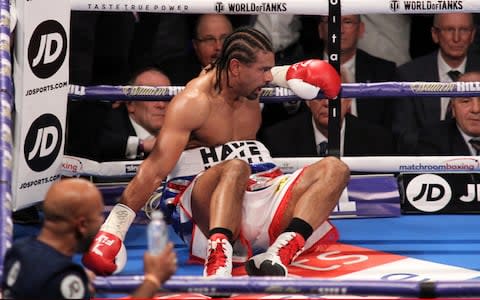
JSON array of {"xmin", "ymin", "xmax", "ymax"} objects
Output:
[
  {"xmin": 400, "ymin": 173, "xmax": 480, "ymax": 213},
  {"xmin": 12, "ymin": 0, "xmax": 69, "ymax": 210}
]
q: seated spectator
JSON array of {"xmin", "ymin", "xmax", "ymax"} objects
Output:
[
  {"xmin": 97, "ymin": 67, "xmax": 171, "ymax": 161},
  {"xmin": 317, "ymin": 14, "xmax": 397, "ymax": 130},
  {"xmin": 192, "ymin": 14, "xmax": 233, "ymax": 68},
  {"xmin": 413, "ymin": 72, "xmax": 480, "ymax": 155},
  {"xmin": 259, "ymin": 97, "xmax": 395, "ymax": 157},
  {"xmin": 159, "ymin": 14, "xmax": 233, "ymax": 85},
  {"xmin": 261, "ymin": 14, "xmax": 396, "ymax": 136},
  {"xmin": 2, "ymin": 178, "xmax": 176, "ymax": 299},
  {"xmin": 392, "ymin": 13, "xmax": 480, "ymax": 152}
]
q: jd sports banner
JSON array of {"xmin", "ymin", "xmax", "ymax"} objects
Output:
[
  {"xmin": 12, "ymin": 0, "xmax": 69, "ymax": 210},
  {"xmin": 400, "ymin": 173, "xmax": 480, "ymax": 214}
]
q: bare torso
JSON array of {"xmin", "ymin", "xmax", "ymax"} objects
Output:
[
  {"xmin": 122, "ymin": 65, "xmax": 265, "ymax": 211},
  {"xmin": 180, "ymin": 70, "xmax": 262, "ymax": 149}
]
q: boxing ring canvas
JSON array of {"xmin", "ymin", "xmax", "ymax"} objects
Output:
[{"xmin": 12, "ymin": 212, "xmax": 480, "ymax": 298}]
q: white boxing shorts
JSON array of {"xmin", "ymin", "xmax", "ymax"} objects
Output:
[{"xmin": 177, "ymin": 168, "xmax": 338, "ymax": 264}]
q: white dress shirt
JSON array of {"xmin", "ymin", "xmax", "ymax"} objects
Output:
[
  {"xmin": 341, "ymin": 56, "xmax": 357, "ymax": 116},
  {"xmin": 125, "ymin": 116, "xmax": 153, "ymax": 159},
  {"xmin": 311, "ymin": 117, "xmax": 346, "ymax": 156}
]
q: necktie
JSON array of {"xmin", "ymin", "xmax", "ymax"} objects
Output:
[
  {"xmin": 469, "ymin": 139, "xmax": 480, "ymax": 155},
  {"xmin": 445, "ymin": 70, "xmax": 462, "ymax": 119},
  {"xmin": 447, "ymin": 70, "xmax": 461, "ymax": 82},
  {"xmin": 318, "ymin": 141, "xmax": 328, "ymax": 156}
]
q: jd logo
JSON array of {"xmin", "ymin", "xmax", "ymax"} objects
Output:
[
  {"xmin": 406, "ymin": 174, "xmax": 451, "ymax": 212},
  {"xmin": 28, "ymin": 20, "xmax": 67, "ymax": 79},
  {"xmin": 24, "ymin": 114, "xmax": 62, "ymax": 172}
]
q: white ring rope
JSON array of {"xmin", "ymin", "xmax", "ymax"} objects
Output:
[
  {"xmin": 61, "ymin": 155, "xmax": 480, "ymax": 177},
  {"xmin": 70, "ymin": 0, "xmax": 480, "ymax": 15}
]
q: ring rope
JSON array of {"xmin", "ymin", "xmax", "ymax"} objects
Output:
[
  {"xmin": 0, "ymin": 0, "xmax": 13, "ymax": 282},
  {"xmin": 68, "ymin": 81, "xmax": 480, "ymax": 102},
  {"xmin": 70, "ymin": 0, "xmax": 480, "ymax": 15},
  {"xmin": 62, "ymin": 155, "xmax": 480, "ymax": 177},
  {"xmin": 94, "ymin": 275, "xmax": 480, "ymax": 297}
]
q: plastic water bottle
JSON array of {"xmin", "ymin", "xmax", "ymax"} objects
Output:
[{"xmin": 147, "ymin": 210, "xmax": 168, "ymax": 255}]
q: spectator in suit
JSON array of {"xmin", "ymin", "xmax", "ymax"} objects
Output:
[
  {"xmin": 317, "ymin": 14, "xmax": 397, "ymax": 130},
  {"xmin": 159, "ymin": 14, "xmax": 233, "ymax": 85},
  {"xmin": 97, "ymin": 67, "xmax": 171, "ymax": 161},
  {"xmin": 392, "ymin": 13, "xmax": 480, "ymax": 152},
  {"xmin": 259, "ymin": 97, "xmax": 395, "ymax": 157},
  {"xmin": 2, "ymin": 178, "xmax": 177, "ymax": 299},
  {"xmin": 413, "ymin": 72, "xmax": 480, "ymax": 155}
]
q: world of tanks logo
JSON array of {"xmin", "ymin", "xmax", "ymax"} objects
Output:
[
  {"xmin": 390, "ymin": 0, "xmax": 400, "ymax": 12},
  {"xmin": 215, "ymin": 2, "xmax": 224, "ymax": 13}
]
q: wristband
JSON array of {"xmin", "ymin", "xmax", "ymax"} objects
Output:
[
  {"xmin": 143, "ymin": 273, "xmax": 160, "ymax": 289},
  {"xmin": 137, "ymin": 139, "xmax": 145, "ymax": 156}
]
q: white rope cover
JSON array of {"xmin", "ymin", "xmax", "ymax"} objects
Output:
[{"xmin": 61, "ymin": 155, "xmax": 480, "ymax": 177}]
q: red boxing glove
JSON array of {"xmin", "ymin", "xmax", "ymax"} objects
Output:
[
  {"xmin": 82, "ymin": 230, "xmax": 125, "ymax": 276},
  {"xmin": 286, "ymin": 59, "xmax": 341, "ymax": 99}
]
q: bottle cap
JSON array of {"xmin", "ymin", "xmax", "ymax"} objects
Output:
[{"xmin": 151, "ymin": 210, "xmax": 164, "ymax": 220}]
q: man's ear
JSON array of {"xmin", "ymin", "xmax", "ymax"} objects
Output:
[
  {"xmin": 126, "ymin": 101, "xmax": 135, "ymax": 113},
  {"xmin": 76, "ymin": 216, "xmax": 88, "ymax": 237},
  {"xmin": 229, "ymin": 58, "xmax": 241, "ymax": 77},
  {"xmin": 358, "ymin": 21, "xmax": 365, "ymax": 38},
  {"xmin": 431, "ymin": 27, "xmax": 440, "ymax": 44}
]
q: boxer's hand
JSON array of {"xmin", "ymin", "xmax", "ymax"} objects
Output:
[
  {"xmin": 286, "ymin": 59, "xmax": 341, "ymax": 100},
  {"xmin": 82, "ymin": 230, "xmax": 123, "ymax": 276}
]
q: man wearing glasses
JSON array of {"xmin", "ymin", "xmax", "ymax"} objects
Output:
[
  {"xmin": 159, "ymin": 14, "xmax": 233, "ymax": 85},
  {"xmin": 392, "ymin": 13, "xmax": 480, "ymax": 153},
  {"xmin": 192, "ymin": 14, "xmax": 233, "ymax": 68}
]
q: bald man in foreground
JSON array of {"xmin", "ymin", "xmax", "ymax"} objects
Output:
[{"xmin": 2, "ymin": 178, "xmax": 176, "ymax": 299}]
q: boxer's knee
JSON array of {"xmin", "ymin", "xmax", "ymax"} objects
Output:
[
  {"xmin": 310, "ymin": 157, "xmax": 350, "ymax": 185},
  {"xmin": 222, "ymin": 159, "xmax": 251, "ymax": 179},
  {"xmin": 323, "ymin": 157, "xmax": 350, "ymax": 182}
]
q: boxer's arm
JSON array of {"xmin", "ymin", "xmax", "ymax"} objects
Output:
[{"xmin": 120, "ymin": 90, "xmax": 210, "ymax": 212}]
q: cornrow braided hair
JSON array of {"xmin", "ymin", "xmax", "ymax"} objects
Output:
[{"xmin": 208, "ymin": 26, "xmax": 273, "ymax": 92}]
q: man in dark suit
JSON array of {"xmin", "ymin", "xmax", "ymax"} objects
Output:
[
  {"xmin": 413, "ymin": 72, "xmax": 480, "ymax": 156},
  {"xmin": 392, "ymin": 13, "xmax": 480, "ymax": 152},
  {"xmin": 261, "ymin": 14, "xmax": 396, "ymax": 136},
  {"xmin": 97, "ymin": 67, "xmax": 170, "ymax": 161},
  {"xmin": 318, "ymin": 15, "xmax": 396, "ymax": 129},
  {"xmin": 259, "ymin": 98, "xmax": 395, "ymax": 157}
]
